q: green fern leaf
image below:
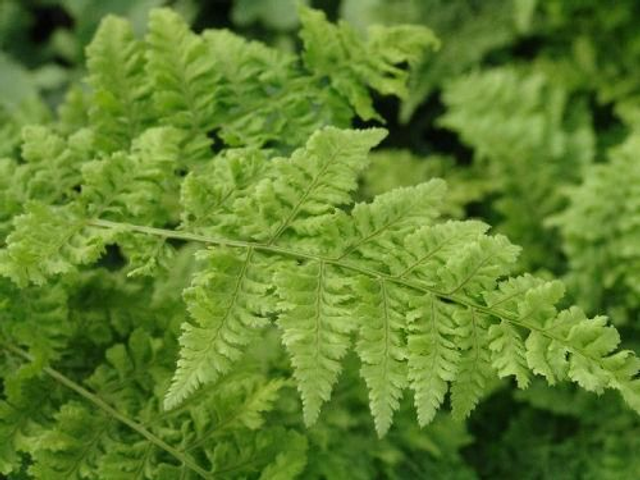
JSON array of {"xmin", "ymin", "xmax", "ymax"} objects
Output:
[
  {"xmin": 0, "ymin": 203, "xmax": 113, "ymax": 286},
  {"xmin": 488, "ymin": 320, "xmax": 530, "ymax": 388},
  {"xmin": 164, "ymin": 248, "xmax": 272, "ymax": 410},
  {"xmin": 408, "ymin": 294, "xmax": 459, "ymax": 426},
  {"xmin": 299, "ymin": 6, "xmax": 438, "ymax": 121},
  {"xmin": 0, "ymin": 378, "xmax": 58, "ymax": 476},
  {"xmin": 355, "ymin": 277, "xmax": 408, "ymax": 437},
  {"xmin": 450, "ymin": 308, "xmax": 492, "ymax": 419},
  {"xmin": 259, "ymin": 431, "xmax": 308, "ymax": 480},
  {"xmin": 29, "ymin": 403, "xmax": 111, "ymax": 479},
  {"xmin": 552, "ymin": 133, "xmax": 640, "ymax": 321},
  {"xmin": 203, "ymin": 29, "xmax": 348, "ymax": 149},
  {"xmin": 0, "ymin": 280, "xmax": 71, "ymax": 368},
  {"xmin": 80, "ymin": 127, "xmax": 181, "ymax": 223},
  {"xmin": 145, "ymin": 8, "xmax": 219, "ymax": 160},
  {"xmin": 275, "ymin": 261, "xmax": 353, "ymax": 426},
  {"xmin": 86, "ymin": 15, "xmax": 151, "ymax": 152},
  {"xmin": 180, "ymin": 147, "xmax": 268, "ymax": 236},
  {"xmin": 235, "ymin": 126, "xmax": 387, "ymax": 243},
  {"xmin": 338, "ymin": 181, "xmax": 447, "ymax": 266}
]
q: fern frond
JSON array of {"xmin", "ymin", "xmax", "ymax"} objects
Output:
[
  {"xmin": 164, "ymin": 248, "xmax": 272, "ymax": 410},
  {"xmin": 96, "ymin": 440, "xmax": 156, "ymax": 479},
  {"xmin": 0, "ymin": 203, "xmax": 113, "ymax": 286},
  {"xmin": 299, "ymin": 6, "xmax": 438, "ymax": 121},
  {"xmin": 488, "ymin": 320, "xmax": 530, "ymax": 388},
  {"xmin": 180, "ymin": 147, "xmax": 268, "ymax": 236},
  {"xmin": 342, "ymin": 0, "xmax": 524, "ymax": 121},
  {"xmin": 56, "ymin": 85, "xmax": 91, "ymax": 136},
  {"xmin": 0, "ymin": 401, "xmax": 23, "ymax": 475},
  {"xmin": 3, "ymin": 322, "xmax": 299, "ymax": 479},
  {"xmin": 440, "ymin": 67, "xmax": 594, "ymax": 268},
  {"xmin": 259, "ymin": 431, "xmax": 308, "ymax": 480},
  {"xmin": 0, "ymin": 378, "xmax": 57, "ymax": 476},
  {"xmin": 203, "ymin": 29, "xmax": 348, "ymax": 150},
  {"xmin": 338, "ymin": 180, "xmax": 447, "ymax": 265},
  {"xmin": 145, "ymin": 8, "xmax": 219, "ymax": 160},
  {"xmin": 392, "ymin": 220, "xmax": 490, "ymax": 279},
  {"xmin": 218, "ymin": 378, "xmax": 286, "ymax": 432},
  {"xmin": 0, "ymin": 127, "xmax": 184, "ymax": 285},
  {"xmin": 0, "ymin": 95, "xmax": 50, "ymax": 159},
  {"xmin": 0, "ymin": 125, "xmax": 94, "ymax": 228},
  {"xmin": 552, "ymin": 133, "xmax": 640, "ymax": 322},
  {"xmin": 86, "ymin": 15, "xmax": 151, "ymax": 152},
  {"xmin": 0, "ymin": 280, "xmax": 70, "ymax": 369},
  {"xmin": 29, "ymin": 402, "xmax": 112, "ymax": 479},
  {"xmin": 80, "ymin": 126, "xmax": 181, "ymax": 223}
]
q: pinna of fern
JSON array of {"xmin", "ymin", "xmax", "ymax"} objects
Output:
[{"xmin": 1, "ymin": 5, "xmax": 640, "ymax": 444}]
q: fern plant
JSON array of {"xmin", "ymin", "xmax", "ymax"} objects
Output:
[{"xmin": 1, "ymin": 5, "xmax": 640, "ymax": 477}]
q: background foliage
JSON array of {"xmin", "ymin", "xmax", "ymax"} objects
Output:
[{"xmin": 1, "ymin": 0, "xmax": 639, "ymax": 478}]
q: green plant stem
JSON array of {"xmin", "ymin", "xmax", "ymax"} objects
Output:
[{"xmin": 0, "ymin": 342, "xmax": 213, "ymax": 480}]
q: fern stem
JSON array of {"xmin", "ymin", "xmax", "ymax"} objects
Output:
[
  {"xmin": 88, "ymin": 218, "xmax": 609, "ymax": 370},
  {"xmin": 0, "ymin": 342, "xmax": 213, "ymax": 480}
]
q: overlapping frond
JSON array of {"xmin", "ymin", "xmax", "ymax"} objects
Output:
[
  {"xmin": 0, "ymin": 202, "xmax": 113, "ymax": 286},
  {"xmin": 80, "ymin": 126, "xmax": 181, "ymax": 223},
  {"xmin": 408, "ymin": 294, "xmax": 459, "ymax": 426},
  {"xmin": 341, "ymin": 0, "xmax": 527, "ymax": 121},
  {"xmin": 235, "ymin": 127, "xmax": 387, "ymax": 243},
  {"xmin": 29, "ymin": 402, "xmax": 112, "ymax": 479},
  {"xmin": 0, "ymin": 125, "xmax": 94, "ymax": 239},
  {"xmin": 0, "ymin": 280, "xmax": 71, "ymax": 369},
  {"xmin": 1, "ymin": 321, "xmax": 303, "ymax": 478},
  {"xmin": 450, "ymin": 308, "xmax": 492, "ymax": 419}
]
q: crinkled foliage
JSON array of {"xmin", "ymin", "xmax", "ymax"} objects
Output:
[{"xmin": 1, "ymin": 4, "xmax": 640, "ymax": 479}]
